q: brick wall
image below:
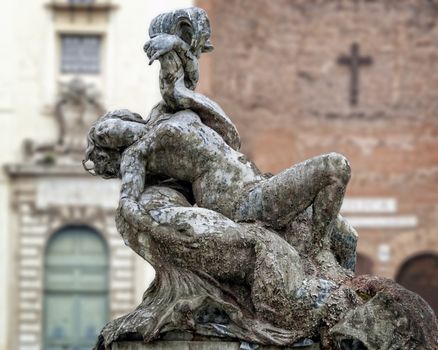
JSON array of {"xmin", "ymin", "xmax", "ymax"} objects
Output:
[{"xmin": 197, "ymin": 0, "xmax": 438, "ymax": 281}]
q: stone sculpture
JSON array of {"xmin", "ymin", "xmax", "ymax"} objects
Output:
[{"xmin": 84, "ymin": 7, "xmax": 438, "ymax": 350}]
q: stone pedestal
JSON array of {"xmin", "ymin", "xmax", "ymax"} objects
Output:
[{"xmin": 111, "ymin": 341, "xmax": 320, "ymax": 350}]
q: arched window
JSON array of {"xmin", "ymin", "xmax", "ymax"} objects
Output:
[
  {"xmin": 396, "ymin": 253, "xmax": 438, "ymax": 314},
  {"xmin": 355, "ymin": 253, "xmax": 374, "ymax": 276},
  {"xmin": 44, "ymin": 226, "xmax": 109, "ymax": 350}
]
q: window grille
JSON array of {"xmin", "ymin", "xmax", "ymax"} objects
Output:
[
  {"xmin": 61, "ymin": 35, "xmax": 101, "ymax": 74},
  {"xmin": 69, "ymin": 0, "xmax": 96, "ymax": 5}
]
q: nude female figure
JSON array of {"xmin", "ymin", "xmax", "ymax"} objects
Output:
[
  {"xmin": 84, "ymin": 107, "xmax": 351, "ymax": 256},
  {"xmin": 83, "ymin": 8, "xmax": 353, "ymax": 254},
  {"xmin": 143, "ymin": 8, "xmax": 352, "ymax": 246},
  {"xmin": 90, "ymin": 140, "xmax": 437, "ymax": 348}
]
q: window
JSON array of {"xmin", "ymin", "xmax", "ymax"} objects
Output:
[
  {"xmin": 61, "ymin": 35, "xmax": 101, "ymax": 74},
  {"xmin": 69, "ymin": 0, "xmax": 96, "ymax": 5},
  {"xmin": 44, "ymin": 226, "xmax": 109, "ymax": 350}
]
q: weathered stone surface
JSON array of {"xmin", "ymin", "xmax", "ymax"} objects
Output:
[
  {"xmin": 111, "ymin": 340, "xmax": 320, "ymax": 350},
  {"xmin": 84, "ymin": 6, "xmax": 438, "ymax": 350}
]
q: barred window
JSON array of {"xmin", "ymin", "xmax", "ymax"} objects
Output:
[
  {"xmin": 61, "ymin": 35, "xmax": 101, "ymax": 74},
  {"xmin": 69, "ymin": 0, "xmax": 96, "ymax": 4}
]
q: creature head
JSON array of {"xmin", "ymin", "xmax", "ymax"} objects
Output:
[
  {"xmin": 149, "ymin": 7, "xmax": 214, "ymax": 58},
  {"xmin": 83, "ymin": 109, "xmax": 147, "ymax": 179}
]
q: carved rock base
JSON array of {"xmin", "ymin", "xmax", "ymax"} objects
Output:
[{"xmin": 111, "ymin": 341, "xmax": 320, "ymax": 350}]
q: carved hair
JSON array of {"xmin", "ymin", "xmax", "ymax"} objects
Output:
[
  {"xmin": 83, "ymin": 109, "xmax": 147, "ymax": 179},
  {"xmin": 148, "ymin": 7, "xmax": 213, "ymax": 54}
]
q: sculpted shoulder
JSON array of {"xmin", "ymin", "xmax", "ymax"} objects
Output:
[
  {"xmin": 162, "ymin": 110, "xmax": 203, "ymax": 127},
  {"xmin": 152, "ymin": 110, "xmax": 205, "ymax": 135}
]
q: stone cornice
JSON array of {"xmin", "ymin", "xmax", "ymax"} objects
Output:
[
  {"xmin": 4, "ymin": 163, "xmax": 89, "ymax": 178},
  {"xmin": 45, "ymin": 1, "xmax": 118, "ymax": 13}
]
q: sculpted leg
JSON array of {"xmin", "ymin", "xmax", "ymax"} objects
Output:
[
  {"xmin": 250, "ymin": 232, "xmax": 306, "ymax": 330},
  {"xmin": 250, "ymin": 229, "xmax": 341, "ymax": 335},
  {"xmin": 239, "ymin": 153, "xmax": 350, "ymax": 242},
  {"xmin": 312, "ymin": 153, "xmax": 351, "ymax": 247}
]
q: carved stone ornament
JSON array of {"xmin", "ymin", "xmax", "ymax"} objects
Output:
[
  {"xmin": 25, "ymin": 78, "xmax": 104, "ymax": 165},
  {"xmin": 83, "ymin": 7, "xmax": 438, "ymax": 350}
]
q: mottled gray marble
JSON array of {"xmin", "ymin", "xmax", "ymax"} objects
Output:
[
  {"xmin": 86, "ymin": 7, "xmax": 438, "ymax": 350},
  {"xmin": 111, "ymin": 341, "xmax": 320, "ymax": 350}
]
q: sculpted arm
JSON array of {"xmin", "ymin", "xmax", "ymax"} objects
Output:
[
  {"xmin": 118, "ymin": 143, "xmax": 153, "ymax": 230},
  {"xmin": 168, "ymin": 75, "xmax": 241, "ymax": 151},
  {"xmin": 144, "ymin": 34, "xmax": 199, "ymax": 90},
  {"xmin": 145, "ymin": 34, "xmax": 241, "ymax": 151}
]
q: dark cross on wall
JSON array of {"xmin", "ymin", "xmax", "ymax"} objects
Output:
[{"xmin": 338, "ymin": 42, "xmax": 373, "ymax": 106}]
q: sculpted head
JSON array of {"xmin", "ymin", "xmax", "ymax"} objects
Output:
[
  {"xmin": 149, "ymin": 7, "xmax": 214, "ymax": 58},
  {"xmin": 83, "ymin": 109, "xmax": 148, "ymax": 178}
]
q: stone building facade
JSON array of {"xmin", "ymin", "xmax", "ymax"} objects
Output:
[
  {"xmin": 197, "ymin": 0, "xmax": 438, "ymax": 313},
  {"xmin": 5, "ymin": 167, "xmax": 136, "ymax": 350}
]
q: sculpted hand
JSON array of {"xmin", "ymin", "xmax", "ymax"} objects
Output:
[
  {"xmin": 144, "ymin": 34, "xmax": 190, "ymax": 65},
  {"xmin": 119, "ymin": 197, "xmax": 152, "ymax": 230}
]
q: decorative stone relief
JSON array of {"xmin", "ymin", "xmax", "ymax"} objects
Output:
[{"xmin": 25, "ymin": 78, "xmax": 104, "ymax": 165}]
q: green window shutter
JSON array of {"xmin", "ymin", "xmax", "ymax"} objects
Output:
[{"xmin": 44, "ymin": 227, "xmax": 109, "ymax": 350}]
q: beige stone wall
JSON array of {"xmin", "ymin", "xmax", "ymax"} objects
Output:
[{"xmin": 198, "ymin": 0, "xmax": 438, "ymax": 279}]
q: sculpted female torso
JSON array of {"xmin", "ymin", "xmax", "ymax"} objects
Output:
[
  {"xmin": 118, "ymin": 108, "xmax": 350, "ymax": 247},
  {"xmin": 129, "ymin": 110, "xmax": 264, "ymax": 217}
]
